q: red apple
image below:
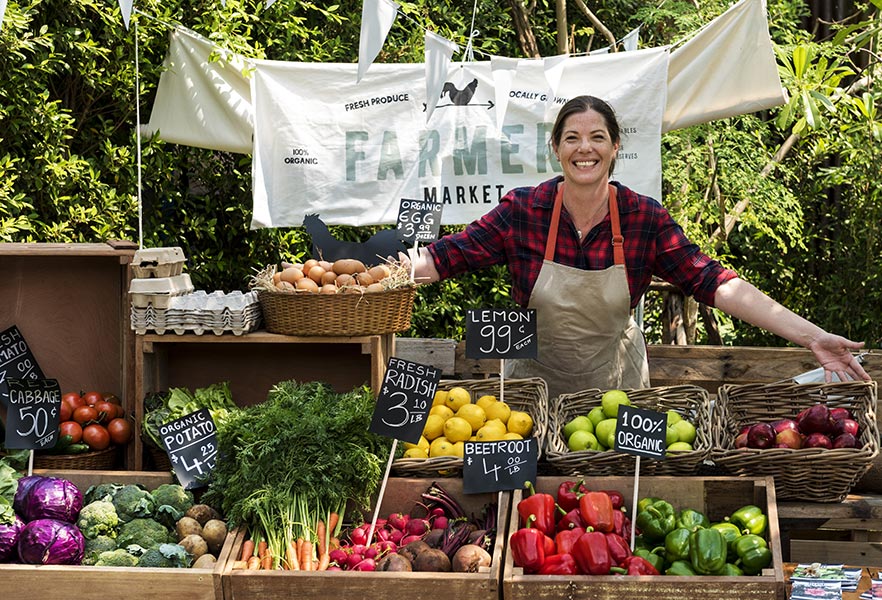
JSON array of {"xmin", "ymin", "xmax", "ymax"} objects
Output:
[
  {"xmin": 829, "ymin": 407, "xmax": 852, "ymax": 422},
  {"xmin": 832, "ymin": 433, "xmax": 858, "ymax": 449},
  {"xmin": 734, "ymin": 431, "xmax": 750, "ymax": 449},
  {"xmin": 771, "ymin": 418, "xmax": 800, "ymax": 434},
  {"xmin": 747, "ymin": 423, "xmax": 777, "ymax": 449},
  {"xmin": 775, "ymin": 428, "xmax": 803, "ymax": 449},
  {"xmin": 798, "ymin": 404, "xmax": 832, "ymax": 434},
  {"xmin": 832, "ymin": 418, "xmax": 860, "ymax": 438},
  {"xmin": 803, "ymin": 432, "xmax": 833, "ymax": 449}
]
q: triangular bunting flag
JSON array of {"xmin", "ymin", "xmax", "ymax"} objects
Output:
[
  {"xmin": 357, "ymin": 0, "xmax": 399, "ymax": 83},
  {"xmin": 424, "ymin": 31, "xmax": 459, "ymax": 122}
]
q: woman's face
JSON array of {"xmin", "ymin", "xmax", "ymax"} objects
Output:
[{"xmin": 553, "ymin": 108, "xmax": 619, "ymax": 187}]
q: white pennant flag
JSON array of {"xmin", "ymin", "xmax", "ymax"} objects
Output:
[
  {"xmin": 424, "ymin": 31, "xmax": 459, "ymax": 122},
  {"xmin": 118, "ymin": 0, "xmax": 133, "ymax": 29},
  {"xmin": 0, "ymin": 0, "xmax": 8, "ymax": 31},
  {"xmin": 590, "ymin": 47, "xmax": 610, "ymax": 55},
  {"xmin": 542, "ymin": 53, "xmax": 568, "ymax": 114},
  {"xmin": 623, "ymin": 26, "xmax": 640, "ymax": 51},
  {"xmin": 357, "ymin": 0, "xmax": 399, "ymax": 83},
  {"xmin": 491, "ymin": 56, "xmax": 519, "ymax": 132}
]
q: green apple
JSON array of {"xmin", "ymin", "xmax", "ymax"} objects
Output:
[
  {"xmin": 595, "ymin": 418, "xmax": 617, "ymax": 450},
  {"xmin": 601, "ymin": 389, "xmax": 631, "ymax": 419},
  {"xmin": 665, "ymin": 426, "xmax": 679, "ymax": 447},
  {"xmin": 666, "ymin": 409, "xmax": 682, "ymax": 427},
  {"xmin": 563, "ymin": 415, "xmax": 594, "ymax": 441},
  {"xmin": 666, "ymin": 441, "xmax": 693, "ymax": 454},
  {"xmin": 672, "ymin": 419, "xmax": 697, "ymax": 445},
  {"xmin": 587, "ymin": 406, "xmax": 607, "ymax": 428},
  {"xmin": 567, "ymin": 430, "xmax": 599, "ymax": 452}
]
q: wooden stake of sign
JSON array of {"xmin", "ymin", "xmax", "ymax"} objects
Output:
[
  {"xmin": 366, "ymin": 438, "xmax": 398, "ymax": 547},
  {"xmin": 630, "ymin": 456, "xmax": 640, "ymax": 550}
]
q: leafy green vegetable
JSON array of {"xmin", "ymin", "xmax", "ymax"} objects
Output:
[
  {"xmin": 142, "ymin": 382, "xmax": 240, "ymax": 450},
  {"xmin": 93, "ymin": 548, "xmax": 140, "ymax": 567},
  {"xmin": 117, "ymin": 518, "xmax": 174, "ymax": 549},
  {"xmin": 0, "ymin": 459, "xmax": 22, "ymax": 505},
  {"xmin": 138, "ymin": 543, "xmax": 191, "ymax": 568},
  {"xmin": 202, "ymin": 380, "xmax": 392, "ymax": 567}
]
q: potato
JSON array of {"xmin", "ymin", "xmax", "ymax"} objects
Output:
[
  {"xmin": 355, "ymin": 272, "xmax": 374, "ymax": 286},
  {"xmin": 365, "ymin": 282, "xmax": 385, "ymax": 293},
  {"xmin": 180, "ymin": 534, "xmax": 209, "ymax": 559},
  {"xmin": 186, "ymin": 504, "xmax": 222, "ymax": 525},
  {"xmin": 192, "ymin": 553, "xmax": 217, "ymax": 569},
  {"xmin": 201, "ymin": 519, "xmax": 228, "ymax": 555},
  {"xmin": 176, "ymin": 516, "xmax": 203, "ymax": 541},
  {"xmin": 332, "ymin": 259, "xmax": 367, "ymax": 275},
  {"xmin": 335, "ymin": 273, "xmax": 354, "ymax": 288},
  {"xmin": 275, "ymin": 281, "xmax": 295, "ymax": 291}
]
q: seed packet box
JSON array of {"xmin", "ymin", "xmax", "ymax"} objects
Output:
[
  {"xmin": 502, "ymin": 475, "xmax": 785, "ymax": 600},
  {"xmin": 1, "ymin": 470, "xmax": 233, "ymax": 600},
  {"xmin": 221, "ymin": 477, "xmax": 509, "ymax": 600}
]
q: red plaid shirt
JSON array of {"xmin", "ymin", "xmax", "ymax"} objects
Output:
[{"xmin": 427, "ymin": 177, "xmax": 738, "ymax": 308}]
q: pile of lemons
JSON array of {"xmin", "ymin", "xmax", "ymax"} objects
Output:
[{"xmin": 403, "ymin": 386, "xmax": 534, "ymax": 459}]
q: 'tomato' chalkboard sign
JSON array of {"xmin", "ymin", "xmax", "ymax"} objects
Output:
[
  {"xmin": 465, "ymin": 308, "xmax": 538, "ymax": 359},
  {"xmin": 0, "ymin": 326, "xmax": 44, "ymax": 409},
  {"xmin": 614, "ymin": 404, "xmax": 667, "ymax": 460},
  {"xmin": 463, "ymin": 438, "xmax": 538, "ymax": 494},
  {"xmin": 370, "ymin": 357, "xmax": 440, "ymax": 444},
  {"xmin": 396, "ymin": 198, "xmax": 444, "ymax": 245},
  {"xmin": 160, "ymin": 408, "xmax": 218, "ymax": 490},
  {"xmin": 3, "ymin": 378, "xmax": 61, "ymax": 450}
]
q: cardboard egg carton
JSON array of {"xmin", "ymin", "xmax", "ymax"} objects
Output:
[
  {"xmin": 131, "ymin": 290, "xmax": 262, "ymax": 336},
  {"xmin": 129, "ymin": 274, "xmax": 195, "ymax": 309},
  {"xmin": 131, "ymin": 246, "xmax": 186, "ymax": 278}
]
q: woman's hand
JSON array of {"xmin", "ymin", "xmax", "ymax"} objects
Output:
[{"xmin": 808, "ymin": 332, "xmax": 870, "ymax": 382}]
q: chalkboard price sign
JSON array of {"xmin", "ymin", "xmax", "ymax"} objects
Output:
[
  {"xmin": 462, "ymin": 438, "xmax": 538, "ymax": 494},
  {"xmin": 396, "ymin": 198, "xmax": 444, "ymax": 244},
  {"xmin": 614, "ymin": 404, "xmax": 667, "ymax": 460},
  {"xmin": 0, "ymin": 326, "xmax": 45, "ymax": 409},
  {"xmin": 160, "ymin": 408, "xmax": 218, "ymax": 490},
  {"xmin": 3, "ymin": 378, "xmax": 61, "ymax": 450},
  {"xmin": 370, "ymin": 357, "xmax": 441, "ymax": 444},
  {"xmin": 465, "ymin": 308, "xmax": 538, "ymax": 360}
]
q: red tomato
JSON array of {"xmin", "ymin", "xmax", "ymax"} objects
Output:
[
  {"xmin": 107, "ymin": 418, "xmax": 133, "ymax": 445},
  {"xmin": 59, "ymin": 400, "xmax": 72, "ymax": 422},
  {"xmin": 63, "ymin": 392, "xmax": 85, "ymax": 410},
  {"xmin": 103, "ymin": 393, "xmax": 122, "ymax": 406},
  {"xmin": 73, "ymin": 405, "xmax": 99, "ymax": 425},
  {"xmin": 82, "ymin": 424, "xmax": 111, "ymax": 451},
  {"xmin": 94, "ymin": 401, "xmax": 118, "ymax": 423},
  {"xmin": 59, "ymin": 421, "xmax": 83, "ymax": 444},
  {"xmin": 82, "ymin": 391, "xmax": 105, "ymax": 406}
]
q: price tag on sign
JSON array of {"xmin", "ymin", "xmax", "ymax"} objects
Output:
[
  {"xmin": 462, "ymin": 438, "xmax": 538, "ymax": 494},
  {"xmin": 0, "ymin": 326, "xmax": 45, "ymax": 410},
  {"xmin": 370, "ymin": 357, "xmax": 441, "ymax": 444},
  {"xmin": 465, "ymin": 308, "xmax": 538, "ymax": 360},
  {"xmin": 3, "ymin": 378, "xmax": 61, "ymax": 450},
  {"xmin": 160, "ymin": 408, "xmax": 218, "ymax": 490},
  {"xmin": 614, "ymin": 405, "xmax": 667, "ymax": 460},
  {"xmin": 396, "ymin": 198, "xmax": 444, "ymax": 245}
]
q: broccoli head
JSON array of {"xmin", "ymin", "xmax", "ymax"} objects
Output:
[
  {"xmin": 76, "ymin": 500, "xmax": 120, "ymax": 539},
  {"xmin": 82, "ymin": 535, "xmax": 119, "ymax": 565},
  {"xmin": 110, "ymin": 484, "xmax": 156, "ymax": 522},
  {"xmin": 117, "ymin": 518, "xmax": 174, "ymax": 549},
  {"xmin": 93, "ymin": 548, "xmax": 140, "ymax": 567},
  {"xmin": 84, "ymin": 483, "xmax": 125, "ymax": 505},
  {"xmin": 151, "ymin": 484, "xmax": 194, "ymax": 528},
  {"xmin": 138, "ymin": 543, "xmax": 192, "ymax": 568}
]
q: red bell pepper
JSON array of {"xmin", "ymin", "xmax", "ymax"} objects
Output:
[
  {"xmin": 518, "ymin": 482, "xmax": 556, "ymax": 536},
  {"xmin": 613, "ymin": 509, "xmax": 632, "ymax": 539},
  {"xmin": 600, "ymin": 489, "xmax": 626, "ymax": 511},
  {"xmin": 555, "ymin": 526, "xmax": 585, "ymax": 556},
  {"xmin": 556, "ymin": 480, "xmax": 588, "ymax": 513},
  {"xmin": 622, "ymin": 555, "xmax": 660, "ymax": 576},
  {"xmin": 604, "ymin": 532, "xmax": 632, "ymax": 567},
  {"xmin": 544, "ymin": 533, "xmax": 556, "ymax": 557},
  {"xmin": 556, "ymin": 507, "xmax": 587, "ymax": 532},
  {"xmin": 579, "ymin": 491, "xmax": 615, "ymax": 533},
  {"xmin": 510, "ymin": 517, "xmax": 546, "ymax": 573},
  {"xmin": 572, "ymin": 531, "xmax": 612, "ymax": 575},
  {"xmin": 539, "ymin": 553, "xmax": 579, "ymax": 575}
]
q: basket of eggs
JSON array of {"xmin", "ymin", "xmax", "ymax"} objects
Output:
[{"xmin": 250, "ymin": 258, "xmax": 417, "ymax": 337}]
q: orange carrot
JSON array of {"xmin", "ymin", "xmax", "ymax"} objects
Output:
[
  {"xmin": 329, "ymin": 536, "xmax": 341, "ymax": 552},
  {"xmin": 239, "ymin": 539, "xmax": 255, "ymax": 562},
  {"xmin": 261, "ymin": 551, "xmax": 273, "ymax": 570},
  {"xmin": 247, "ymin": 556, "xmax": 260, "ymax": 570},
  {"xmin": 317, "ymin": 551, "xmax": 330, "ymax": 571},
  {"xmin": 300, "ymin": 539, "xmax": 314, "ymax": 571},
  {"xmin": 257, "ymin": 540, "xmax": 268, "ymax": 559},
  {"xmin": 327, "ymin": 512, "xmax": 340, "ymax": 537},
  {"xmin": 316, "ymin": 520, "xmax": 327, "ymax": 557},
  {"xmin": 286, "ymin": 539, "xmax": 300, "ymax": 571}
]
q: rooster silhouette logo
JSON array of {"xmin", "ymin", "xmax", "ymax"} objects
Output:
[
  {"xmin": 302, "ymin": 214, "xmax": 407, "ymax": 267},
  {"xmin": 423, "ymin": 78, "xmax": 494, "ymax": 112}
]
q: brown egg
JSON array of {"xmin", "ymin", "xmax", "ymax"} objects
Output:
[
  {"xmin": 365, "ymin": 282, "xmax": 386, "ymax": 293},
  {"xmin": 279, "ymin": 267, "xmax": 305, "ymax": 284},
  {"xmin": 275, "ymin": 281, "xmax": 295, "ymax": 291},
  {"xmin": 321, "ymin": 270, "xmax": 338, "ymax": 285},
  {"xmin": 295, "ymin": 278, "xmax": 319, "ymax": 292},
  {"xmin": 335, "ymin": 273, "xmax": 354, "ymax": 288},
  {"xmin": 308, "ymin": 265, "xmax": 326, "ymax": 284},
  {"xmin": 302, "ymin": 259, "xmax": 319, "ymax": 273},
  {"xmin": 355, "ymin": 272, "xmax": 374, "ymax": 286},
  {"xmin": 272, "ymin": 272, "xmax": 282, "ymax": 284},
  {"xmin": 320, "ymin": 283, "xmax": 337, "ymax": 294},
  {"xmin": 368, "ymin": 264, "xmax": 391, "ymax": 282},
  {"xmin": 318, "ymin": 260, "xmax": 334, "ymax": 272}
]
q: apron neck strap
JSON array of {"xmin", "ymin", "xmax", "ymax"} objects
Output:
[{"xmin": 547, "ymin": 182, "xmax": 625, "ymax": 266}]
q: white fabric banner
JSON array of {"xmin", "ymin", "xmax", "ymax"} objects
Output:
[
  {"xmin": 0, "ymin": 0, "xmax": 8, "ymax": 31},
  {"xmin": 357, "ymin": 0, "xmax": 399, "ymax": 83},
  {"xmin": 250, "ymin": 48, "xmax": 669, "ymax": 228},
  {"xmin": 424, "ymin": 31, "xmax": 458, "ymax": 122}
]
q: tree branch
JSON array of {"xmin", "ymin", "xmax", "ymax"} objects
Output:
[
  {"xmin": 571, "ymin": 0, "xmax": 618, "ymax": 50},
  {"xmin": 555, "ymin": 0, "xmax": 569, "ymax": 54},
  {"xmin": 507, "ymin": 0, "xmax": 541, "ymax": 58}
]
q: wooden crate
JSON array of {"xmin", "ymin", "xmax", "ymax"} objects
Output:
[
  {"xmin": 221, "ymin": 478, "xmax": 509, "ymax": 600},
  {"xmin": 0, "ymin": 469, "xmax": 233, "ymax": 600},
  {"xmin": 503, "ymin": 476, "xmax": 785, "ymax": 600},
  {"xmin": 789, "ymin": 518, "xmax": 882, "ymax": 566}
]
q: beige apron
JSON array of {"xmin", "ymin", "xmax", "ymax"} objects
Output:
[{"xmin": 505, "ymin": 183, "xmax": 650, "ymax": 402}]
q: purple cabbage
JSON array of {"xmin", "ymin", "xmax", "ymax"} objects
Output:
[
  {"xmin": 18, "ymin": 477, "xmax": 83, "ymax": 523},
  {"xmin": 0, "ymin": 513, "xmax": 25, "ymax": 562},
  {"xmin": 12, "ymin": 475, "xmax": 44, "ymax": 515},
  {"xmin": 17, "ymin": 518, "xmax": 85, "ymax": 565}
]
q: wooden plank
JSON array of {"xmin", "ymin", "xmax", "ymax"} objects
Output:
[
  {"xmin": 779, "ymin": 495, "xmax": 882, "ymax": 521},
  {"xmin": 789, "ymin": 539, "xmax": 882, "ymax": 566},
  {"xmin": 394, "ymin": 337, "xmax": 456, "ymax": 375},
  {"xmin": 0, "ymin": 242, "xmax": 137, "ymax": 256}
]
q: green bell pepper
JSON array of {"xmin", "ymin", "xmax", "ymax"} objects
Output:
[
  {"xmin": 715, "ymin": 562, "xmax": 745, "ymax": 577},
  {"xmin": 637, "ymin": 496, "xmax": 662, "ymax": 514},
  {"xmin": 634, "ymin": 547, "xmax": 666, "ymax": 574},
  {"xmin": 665, "ymin": 560, "xmax": 698, "ymax": 576},
  {"xmin": 635, "ymin": 499, "xmax": 677, "ymax": 543},
  {"xmin": 676, "ymin": 508, "xmax": 710, "ymax": 532},
  {"xmin": 664, "ymin": 527, "xmax": 692, "ymax": 563},
  {"xmin": 710, "ymin": 521, "xmax": 743, "ymax": 560},
  {"xmin": 729, "ymin": 504, "xmax": 768, "ymax": 536},
  {"xmin": 688, "ymin": 527, "xmax": 727, "ymax": 575},
  {"xmin": 733, "ymin": 534, "xmax": 772, "ymax": 575}
]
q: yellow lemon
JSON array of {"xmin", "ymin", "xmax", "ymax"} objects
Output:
[
  {"xmin": 502, "ymin": 432, "xmax": 523, "ymax": 440},
  {"xmin": 422, "ymin": 414, "xmax": 446, "ymax": 441},
  {"xmin": 452, "ymin": 441, "xmax": 465, "ymax": 458},
  {"xmin": 476, "ymin": 395, "xmax": 497, "ymax": 410},
  {"xmin": 507, "ymin": 411, "xmax": 533, "ymax": 437},
  {"xmin": 484, "ymin": 401, "xmax": 512, "ymax": 425},
  {"xmin": 456, "ymin": 403, "xmax": 487, "ymax": 432},
  {"xmin": 403, "ymin": 435, "xmax": 430, "ymax": 453},
  {"xmin": 443, "ymin": 416, "xmax": 473, "ymax": 443},
  {"xmin": 432, "ymin": 390, "xmax": 449, "ymax": 407},
  {"xmin": 469, "ymin": 435, "xmax": 477, "ymax": 442},
  {"xmin": 403, "ymin": 447, "xmax": 428, "ymax": 459},
  {"xmin": 445, "ymin": 386, "xmax": 472, "ymax": 412},
  {"xmin": 429, "ymin": 437, "xmax": 457, "ymax": 457},
  {"xmin": 429, "ymin": 405, "xmax": 454, "ymax": 421},
  {"xmin": 476, "ymin": 420, "xmax": 507, "ymax": 442}
]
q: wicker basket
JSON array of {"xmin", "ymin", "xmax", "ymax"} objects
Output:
[
  {"xmin": 711, "ymin": 381, "xmax": 879, "ymax": 502},
  {"xmin": 544, "ymin": 385, "xmax": 713, "ymax": 476},
  {"xmin": 145, "ymin": 441, "xmax": 172, "ymax": 472},
  {"xmin": 391, "ymin": 377, "xmax": 549, "ymax": 477},
  {"xmin": 257, "ymin": 286, "xmax": 416, "ymax": 336},
  {"xmin": 33, "ymin": 446, "xmax": 120, "ymax": 470}
]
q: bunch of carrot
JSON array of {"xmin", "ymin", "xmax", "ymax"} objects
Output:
[{"xmin": 232, "ymin": 509, "xmax": 341, "ymax": 571}]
